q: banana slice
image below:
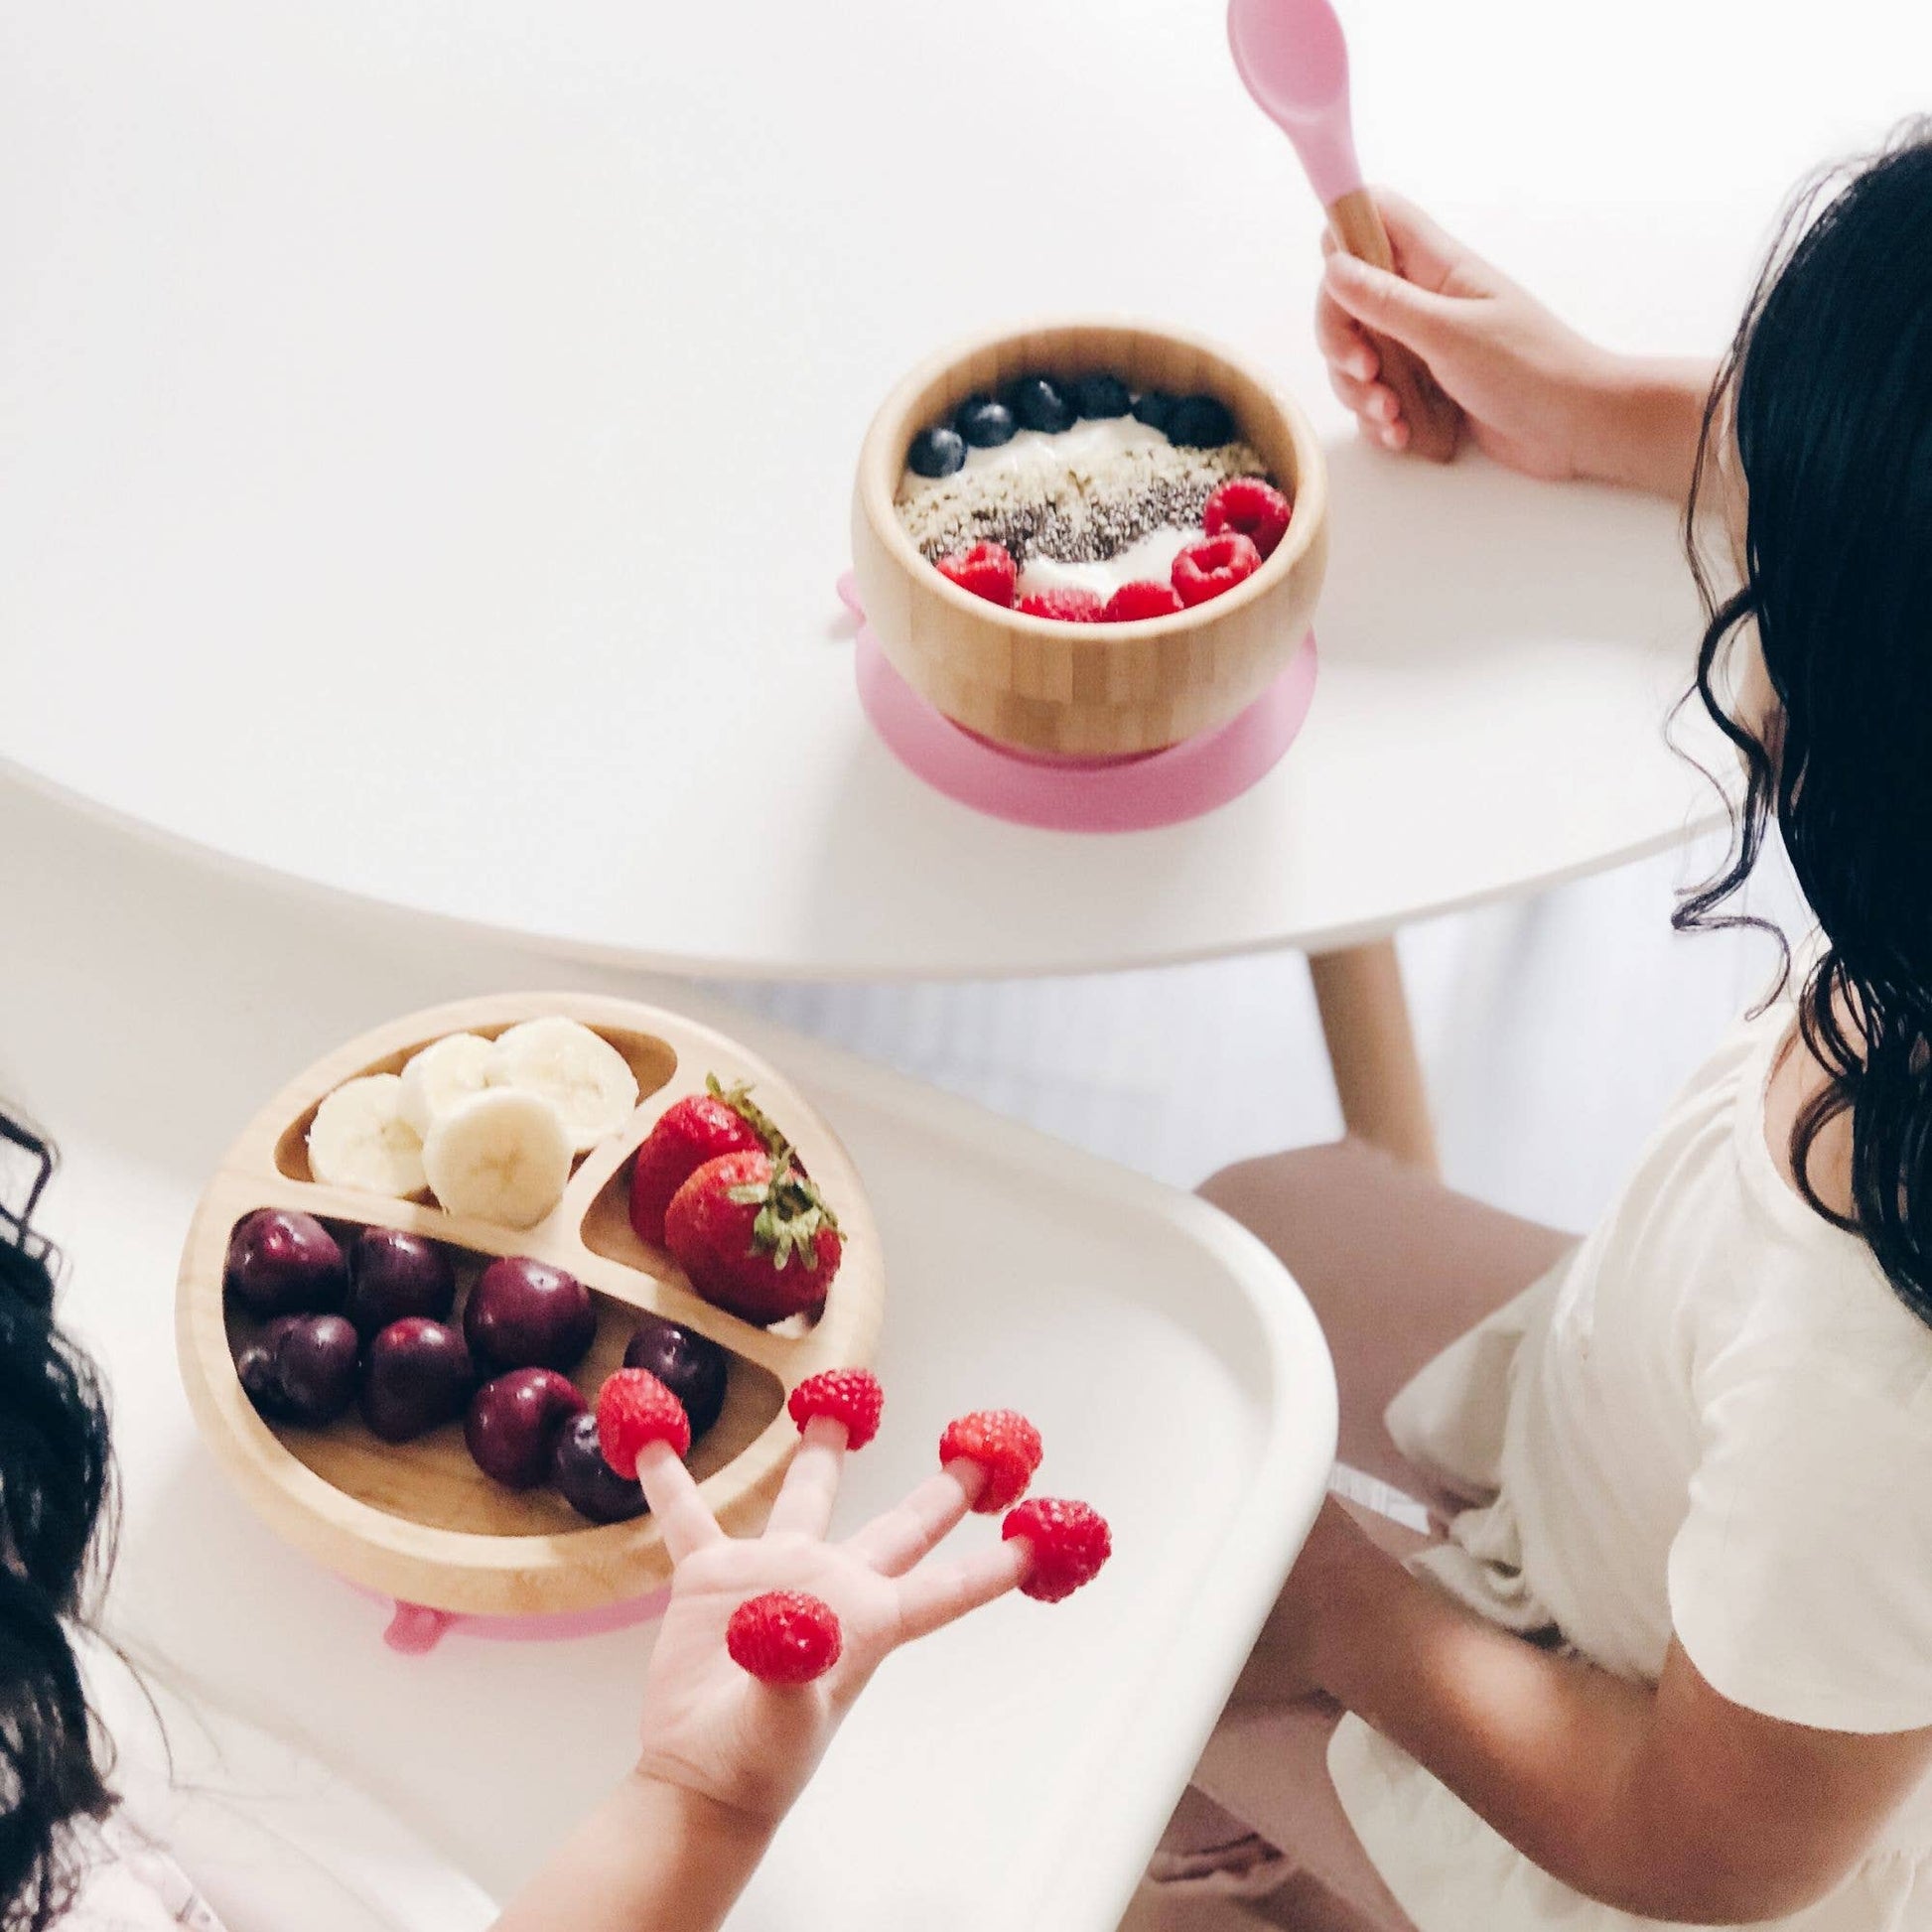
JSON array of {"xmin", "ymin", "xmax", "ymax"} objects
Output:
[
  {"xmin": 421, "ymin": 1088, "xmax": 572, "ymax": 1228},
  {"xmin": 398, "ymin": 1032, "xmax": 495, "ymax": 1137},
  {"xmin": 486, "ymin": 1017, "xmax": 639, "ymax": 1155},
  {"xmin": 308, "ymin": 1074, "xmax": 427, "ymax": 1198}
]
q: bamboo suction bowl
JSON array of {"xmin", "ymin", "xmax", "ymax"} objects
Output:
[
  {"xmin": 852, "ymin": 320, "xmax": 1329, "ymax": 758},
  {"xmin": 176, "ymin": 994, "xmax": 883, "ymax": 1626}
]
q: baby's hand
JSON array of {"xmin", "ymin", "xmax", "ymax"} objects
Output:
[
  {"xmin": 1315, "ymin": 191, "xmax": 1618, "ymax": 482},
  {"xmin": 627, "ymin": 1393, "xmax": 1032, "ymax": 1825},
  {"xmin": 491, "ymin": 1385, "xmax": 1106, "ymax": 1932}
]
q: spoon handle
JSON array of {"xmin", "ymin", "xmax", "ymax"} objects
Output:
[{"xmin": 1326, "ymin": 188, "xmax": 1461, "ymax": 463}]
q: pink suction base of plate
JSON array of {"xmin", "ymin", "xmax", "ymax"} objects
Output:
[
  {"xmin": 838, "ymin": 574, "xmax": 1315, "ymax": 833},
  {"xmin": 356, "ymin": 1585, "xmax": 672, "ymax": 1655}
]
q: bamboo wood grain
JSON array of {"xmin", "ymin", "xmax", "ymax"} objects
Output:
[
  {"xmin": 1309, "ymin": 940, "xmax": 1440, "ymax": 1173},
  {"xmin": 1324, "ymin": 190, "xmax": 1461, "ymax": 466},
  {"xmin": 852, "ymin": 320, "xmax": 1330, "ymax": 757},
  {"xmin": 176, "ymin": 994, "xmax": 885, "ymax": 1617}
]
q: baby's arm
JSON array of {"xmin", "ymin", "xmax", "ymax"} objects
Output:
[
  {"xmin": 1313, "ymin": 190, "xmax": 1715, "ymax": 502},
  {"xmin": 1289, "ymin": 1502, "xmax": 1932, "ymax": 1922},
  {"xmin": 490, "ymin": 1774, "xmax": 776, "ymax": 1932}
]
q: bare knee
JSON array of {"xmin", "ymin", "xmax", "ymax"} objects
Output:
[
  {"xmin": 1197, "ymin": 1138, "xmax": 1400, "ymax": 1227},
  {"xmin": 1196, "ymin": 1138, "xmax": 1426, "ymax": 1330}
]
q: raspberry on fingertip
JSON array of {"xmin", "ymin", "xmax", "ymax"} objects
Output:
[
  {"xmin": 939, "ymin": 1409, "xmax": 1043, "ymax": 1514},
  {"xmin": 1003, "ymin": 1497, "xmax": 1112, "ymax": 1602},
  {"xmin": 595, "ymin": 1367, "xmax": 692, "ymax": 1476},
  {"xmin": 787, "ymin": 1368, "xmax": 885, "ymax": 1449}
]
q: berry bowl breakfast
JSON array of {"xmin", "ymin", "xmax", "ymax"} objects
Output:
[
  {"xmin": 851, "ymin": 320, "xmax": 1328, "ymax": 758},
  {"xmin": 175, "ymin": 994, "xmax": 882, "ymax": 1640}
]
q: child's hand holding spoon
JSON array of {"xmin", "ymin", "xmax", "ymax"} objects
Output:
[{"xmin": 1227, "ymin": 0, "xmax": 1705, "ymax": 491}]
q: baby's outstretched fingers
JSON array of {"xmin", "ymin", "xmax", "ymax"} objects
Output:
[
  {"xmin": 846, "ymin": 1463, "xmax": 985, "ymax": 1578},
  {"xmin": 895, "ymin": 1539, "xmax": 1030, "ymax": 1642},
  {"xmin": 633, "ymin": 1441, "xmax": 722, "ymax": 1563},
  {"xmin": 766, "ymin": 1369, "xmax": 884, "ymax": 1539},
  {"xmin": 763, "ymin": 1415, "xmax": 848, "ymax": 1540}
]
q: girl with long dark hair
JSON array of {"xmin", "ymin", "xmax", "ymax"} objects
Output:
[
  {"xmin": 1143, "ymin": 126, "xmax": 1932, "ymax": 1932},
  {"xmin": 0, "ymin": 1109, "xmax": 1026, "ymax": 1930}
]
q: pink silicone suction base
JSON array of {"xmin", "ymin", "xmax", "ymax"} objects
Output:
[
  {"xmin": 359, "ymin": 1585, "xmax": 672, "ymax": 1655},
  {"xmin": 839, "ymin": 574, "xmax": 1315, "ymax": 833}
]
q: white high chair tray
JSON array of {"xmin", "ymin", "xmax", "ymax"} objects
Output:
[
  {"xmin": 5, "ymin": 775, "xmax": 1336, "ymax": 1932},
  {"xmin": 128, "ymin": 1041, "xmax": 1336, "ymax": 1929}
]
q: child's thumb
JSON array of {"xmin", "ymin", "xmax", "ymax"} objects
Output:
[{"xmin": 1322, "ymin": 253, "xmax": 1454, "ymax": 356}]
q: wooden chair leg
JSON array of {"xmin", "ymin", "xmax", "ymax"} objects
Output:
[{"xmin": 1308, "ymin": 940, "xmax": 1439, "ymax": 1173}]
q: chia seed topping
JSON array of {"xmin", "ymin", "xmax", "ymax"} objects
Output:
[{"xmin": 897, "ymin": 440, "xmax": 1272, "ymax": 566}]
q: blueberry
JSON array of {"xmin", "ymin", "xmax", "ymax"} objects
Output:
[
  {"xmin": 1001, "ymin": 375, "xmax": 1075, "ymax": 434},
  {"xmin": 1132, "ymin": 390, "xmax": 1177, "ymax": 434},
  {"xmin": 906, "ymin": 426, "xmax": 966, "ymax": 480},
  {"xmin": 954, "ymin": 394, "xmax": 1017, "ymax": 448},
  {"xmin": 1075, "ymin": 373, "xmax": 1133, "ymax": 420},
  {"xmin": 1166, "ymin": 395, "xmax": 1237, "ymax": 448}
]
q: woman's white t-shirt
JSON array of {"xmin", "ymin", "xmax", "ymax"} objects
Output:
[{"xmin": 1329, "ymin": 986, "xmax": 1932, "ymax": 1931}]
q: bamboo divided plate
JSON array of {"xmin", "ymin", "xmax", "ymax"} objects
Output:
[
  {"xmin": 176, "ymin": 994, "xmax": 883, "ymax": 1631},
  {"xmin": 851, "ymin": 318, "xmax": 1329, "ymax": 759}
]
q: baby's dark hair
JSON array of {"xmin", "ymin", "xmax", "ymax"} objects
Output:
[
  {"xmin": 1678, "ymin": 120, "xmax": 1932, "ymax": 1321},
  {"xmin": 0, "ymin": 1111, "xmax": 118, "ymax": 1930}
]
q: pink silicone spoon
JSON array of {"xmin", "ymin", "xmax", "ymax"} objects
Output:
[{"xmin": 1227, "ymin": 0, "xmax": 1460, "ymax": 461}]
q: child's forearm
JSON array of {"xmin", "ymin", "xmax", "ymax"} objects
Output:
[
  {"xmin": 1311, "ymin": 1543, "xmax": 1779, "ymax": 1923},
  {"xmin": 491, "ymin": 1770, "xmax": 776, "ymax": 1932},
  {"xmin": 1575, "ymin": 355, "xmax": 1720, "ymax": 503}
]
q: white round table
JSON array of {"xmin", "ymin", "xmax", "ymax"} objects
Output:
[{"xmin": 3, "ymin": 0, "xmax": 1923, "ymax": 1154}]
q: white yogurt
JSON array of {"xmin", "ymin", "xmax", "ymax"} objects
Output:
[
  {"xmin": 898, "ymin": 417, "xmax": 1166, "ymax": 496},
  {"xmin": 1015, "ymin": 526, "xmax": 1196, "ymax": 601}
]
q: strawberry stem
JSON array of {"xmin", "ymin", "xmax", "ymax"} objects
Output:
[
  {"xmin": 725, "ymin": 1157, "xmax": 841, "ymax": 1270},
  {"xmin": 705, "ymin": 1072, "xmax": 790, "ymax": 1162}
]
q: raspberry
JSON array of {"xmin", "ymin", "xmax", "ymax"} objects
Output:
[
  {"xmin": 1201, "ymin": 477, "xmax": 1294, "ymax": 560},
  {"xmin": 1171, "ymin": 532, "xmax": 1262, "ymax": 609},
  {"xmin": 594, "ymin": 1368, "xmax": 691, "ymax": 1477},
  {"xmin": 935, "ymin": 542, "xmax": 1017, "ymax": 608},
  {"xmin": 727, "ymin": 1590, "xmax": 844, "ymax": 1684},
  {"xmin": 1017, "ymin": 587, "xmax": 1104, "ymax": 621},
  {"xmin": 1003, "ymin": 1497, "xmax": 1111, "ymax": 1602},
  {"xmin": 787, "ymin": 1368, "xmax": 884, "ymax": 1449},
  {"xmin": 939, "ymin": 1409, "xmax": 1043, "ymax": 1513},
  {"xmin": 1101, "ymin": 580, "xmax": 1184, "ymax": 622}
]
